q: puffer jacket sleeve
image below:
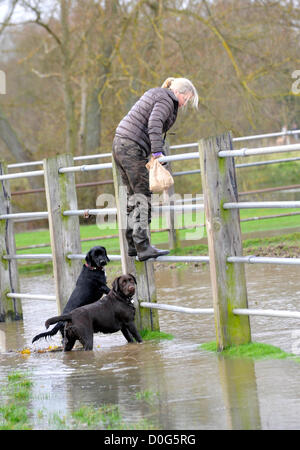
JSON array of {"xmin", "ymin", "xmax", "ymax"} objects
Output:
[{"xmin": 148, "ymin": 98, "xmax": 174, "ymax": 154}]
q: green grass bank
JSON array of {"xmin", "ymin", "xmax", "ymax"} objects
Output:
[{"xmin": 200, "ymin": 341, "xmax": 300, "ymax": 362}]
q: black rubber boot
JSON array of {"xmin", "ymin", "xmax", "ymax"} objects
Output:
[
  {"xmin": 134, "ymin": 228, "xmax": 169, "ymax": 261},
  {"xmin": 125, "ymin": 228, "xmax": 137, "ymax": 257},
  {"xmin": 137, "ymin": 244, "xmax": 169, "ymax": 262}
]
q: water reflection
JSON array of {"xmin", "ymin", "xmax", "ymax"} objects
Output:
[
  {"xmin": 0, "ymin": 321, "xmax": 26, "ymax": 352},
  {"xmin": 218, "ymin": 356, "xmax": 261, "ymax": 430}
]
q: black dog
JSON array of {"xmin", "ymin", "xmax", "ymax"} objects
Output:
[
  {"xmin": 43, "ymin": 274, "xmax": 142, "ymax": 351},
  {"xmin": 32, "ymin": 246, "xmax": 110, "ymax": 343}
]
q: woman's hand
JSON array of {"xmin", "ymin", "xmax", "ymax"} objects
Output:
[
  {"xmin": 151, "ymin": 151, "xmax": 167, "ymax": 166},
  {"xmin": 152, "ymin": 152, "xmax": 163, "ymax": 159}
]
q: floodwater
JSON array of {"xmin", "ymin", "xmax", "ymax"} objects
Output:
[{"xmin": 1, "ymin": 263, "xmax": 300, "ymax": 430}]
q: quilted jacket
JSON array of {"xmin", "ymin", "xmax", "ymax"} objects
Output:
[{"xmin": 115, "ymin": 87, "xmax": 178, "ymax": 155}]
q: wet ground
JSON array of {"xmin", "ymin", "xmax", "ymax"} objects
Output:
[{"xmin": 1, "ymin": 264, "xmax": 300, "ymax": 429}]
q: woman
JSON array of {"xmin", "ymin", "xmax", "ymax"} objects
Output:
[{"xmin": 112, "ymin": 77, "xmax": 198, "ymax": 262}]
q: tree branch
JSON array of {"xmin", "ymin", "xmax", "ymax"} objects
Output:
[
  {"xmin": 20, "ymin": 0, "xmax": 62, "ymax": 46},
  {"xmin": 31, "ymin": 68, "xmax": 61, "ymax": 78},
  {"xmin": 0, "ymin": 0, "xmax": 19, "ymax": 35}
]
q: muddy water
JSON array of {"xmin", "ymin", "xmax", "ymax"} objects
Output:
[{"xmin": 1, "ymin": 264, "xmax": 300, "ymax": 430}]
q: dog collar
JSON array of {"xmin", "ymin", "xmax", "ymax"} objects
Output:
[
  {"xmin": 113, "ymin": 292, "xmax": 135, "ymax": 306},
  {"xmin": 85, "ymin": 263, "xmax": 104, "ymax": 271}
]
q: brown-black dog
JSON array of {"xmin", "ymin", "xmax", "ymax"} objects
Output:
[
  {"xmin": 43, "ymin": 274, "xmax": 142, "ymax": 351},
  {"xmin": 32, "ymin": 246, "xmax": 110, "ymax": 343}
]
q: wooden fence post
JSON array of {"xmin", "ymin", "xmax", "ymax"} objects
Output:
[
  {"xmin": 43, "ymin": 154, "xmax": 82, "ymax": 314},
  {"xmin": 163, "ymin": 143, "xmax": 180, "ymax": 250},
  {"xmin": 0, "ymin": 161, "xmax": 22, "ymax": 321},
  {"xmin": 112, "ymin": 158, "xmax": 160, "ymax": 332},
  {"xmin": 134, "ymin": 259, "xmax": 160, "ymax": 332},
  {"xmin": 199, "ymin": 132, "xmax": 251, "ymax": 350},
  {"xmin": 111, "ymin": 158, "xmax": 135, "ymax": 275}
]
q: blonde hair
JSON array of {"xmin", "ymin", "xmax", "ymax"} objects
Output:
[
  {"xmin": 161, "ymin": 77, "xmax": 175, "ymax": 89},
  {"xmin": 161, "ymin": 77, "xmax": 198, "ymax": 109}
]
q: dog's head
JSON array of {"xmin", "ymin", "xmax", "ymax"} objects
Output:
[
  {"xmin": 85, "ymin": 246, "xmax": 110, "ymax": 269},
  {"xmin": 112, "ymin": 273, "xmax": 137, "ymax": 298}
]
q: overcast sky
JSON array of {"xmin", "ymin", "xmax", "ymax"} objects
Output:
[
  {"xmin": 0, "ymin": 1, "xmax": 26, "ymax": 22},
  {"xmin": 0, "ymin": 0, "xmax": 57, "ymax": 24}
]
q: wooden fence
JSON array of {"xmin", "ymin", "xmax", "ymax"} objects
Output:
[{"xmin": 1, "ymin": 131, "xmax": 300, "ymax": 351}]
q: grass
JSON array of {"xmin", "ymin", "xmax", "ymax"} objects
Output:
[
  {"xmin": 71, "ymin": 404, "xmax": 123, "ymax": 429},
  {"xmin": 243, "ymin": 231, "xmax": 300, "ymax": 249},
  {"xmin": 0, "ymin": 371, "xmax": 33, "ymax": 430},
  {"xmin": 200, "ymin": 341, "xmax": 300, "ymax": 362},
  {"xmin": 13, "ymin": 206, "xmax": 300, "ymax": 275},
  {"xmin": 70, "ymin": 404, "xmax": 155, "ymax": 430},
  {"xmin": 135, "ymin": 390, "xmax": 158, "ymax": 403},
  {"xmin": 39, "ymin": 403, "xmax": 155, "ymax": 430},
  {"xmin": 14, "ymin": 207, "xmax": 300, "ymax": 253},
  {"xmin": 40, "ymin": 403, "xmax": 155, "ymax": 430},
  {"xmin": 0, "ymin": 370, "xmax": 156, "ymax": 430},
  {"xmin": 141, "ymin": 329, "xmax": 174, "ymax": 341},
  {"xmin": 239, "ymin": 208, "xmax": 300, "ymax": 234}
]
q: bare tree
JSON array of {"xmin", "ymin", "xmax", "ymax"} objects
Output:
[{"xmin": 0, "ymin": 0, "xmax": 38, "ymax": 163}]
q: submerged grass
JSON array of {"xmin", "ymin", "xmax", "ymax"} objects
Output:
[
  {"xmin": 141, "ymin": 329, "xmax": 174, "ymax": 341},
  {"xmin": 136, "ymin": 390, "xmax": 159, "ymax": 404},
  {"xmin": 0, "ymin": 371, "xmax": 33, "ymax": 430},
  {"xmin": 0, "ymin": 370, "xmax": 156, "ymax": 430},
  {"xmin": 69, "ymin": 404, "xmax": 155, "ymax": 430},
  {"xmin": 200, "ymin": 341, "xmax": 300, "ymax": 362}
]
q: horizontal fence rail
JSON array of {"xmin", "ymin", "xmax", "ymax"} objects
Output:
[
  {"xmin": 140, "ymin": 302, "xmax": 214, "ymax": 315},
  {"xmin": 8, "ymin": 154, "xmax": 299, "ymax": 185},
  {"xmin": 7, "ymin": 293, "xmax": 56, "ymax": 301},
  {"xmin": 67, "ymin": 254, "xmax": 210, "ymax": 263},
  {"xmin": 6, "ymin": 129, "xmax": 299, "ymax": 170},
  {"xmin": 59, "ymin": 162, "xmax": 113, "ymax": 174},
  {"xmin": 223, "ymin": 201, "xmax": 300, "ymax": 209},
  {"xmin": 0, "ymin": 169, "xmax": 44, "ymax": 181},
  {"xmin": 143, "ymin": 255, "xmax": 209, "ymax": 263},
  {"xmin": 233, "ymin": 129, "xmax": 300, "ymax": 142},
  {"xmin": 227, "ymin": 256, "xmax": 300, "ymax": 265},
  {"xmin": 7, "ymin": 152, "xmax": 113, "ymax": 170},
  {"xmin": 67, "ymin": 253, "xmax": 121, "ymax": 262},
  {"xmin": 169, "ymin": 129, "xmax": 300, "ymax": 149},
  {"xmin": 233, "ymin": 308, "xmax": 300, "ymax": 319},
  {"xmin": 236, "ymin": 156, "xmax": 300, "ymax": 168},
  {"xmin": 219, "ymin": 143, "xmax": 300, "ymax": 158},
  {"xmin": 240, "ymin": 211, "xmax": 300, "ymax": 222},
  {"xmin": 3, "ymin": 140, "xmax": 300, "ymax": 182},
  {"xmin": 3, "ymin": 254, "xmax": 53, "ymax": 260},
  {"xmin": 0, "ymin": 212, "xmax": 48, "ymax": 220},
  {"xmin": 1, "ymin": 204, "xmax": 205, "ymax": 221},
  {"xmin": 63, "ymin": 208, "xmax": 116, "ymax": 217},
  {"xmin": 6, "ymin": 253, "xmax": 300, "ymax": 266}
]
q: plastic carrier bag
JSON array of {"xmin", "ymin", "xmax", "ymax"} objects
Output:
[{"xmin": 146, "ymin": 157, "xmax": 174, "ymax": 193}]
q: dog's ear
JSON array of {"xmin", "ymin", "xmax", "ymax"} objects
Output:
[
  {"xmin": 103, "ymin": 247, "xmax": 110, "ymax": 262},
  {"xmin": 85, "ymin": 249, "xmax": 93, "ymax": 265},
  {"xmin": 112, "ymin": 277, "xmax": 121, "ymax": 292},
  {"xmin": 129, "ymin": 273, "xmax": 137, "ymax": 284}
]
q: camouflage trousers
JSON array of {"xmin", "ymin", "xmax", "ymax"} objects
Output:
[{"xmin": 112, "ymin": 136, "xmax": 151, "ymax": 245}]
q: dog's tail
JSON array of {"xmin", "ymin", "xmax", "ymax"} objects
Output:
[
  {"xmin": 31, "ymin": 314, "xmax": 72, "ymax": 344},
  {"xmin": 32, "ymin": 322, "xmax": 63, "ymax": 343},
  {"xmin": 45, "ymin": 314, "xmax": 72, "ymax": 329}
]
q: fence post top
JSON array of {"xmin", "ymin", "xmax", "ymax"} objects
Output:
[{"xmin": 43, "ymin": 153, "xmax": 74, "ymax": 162}]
